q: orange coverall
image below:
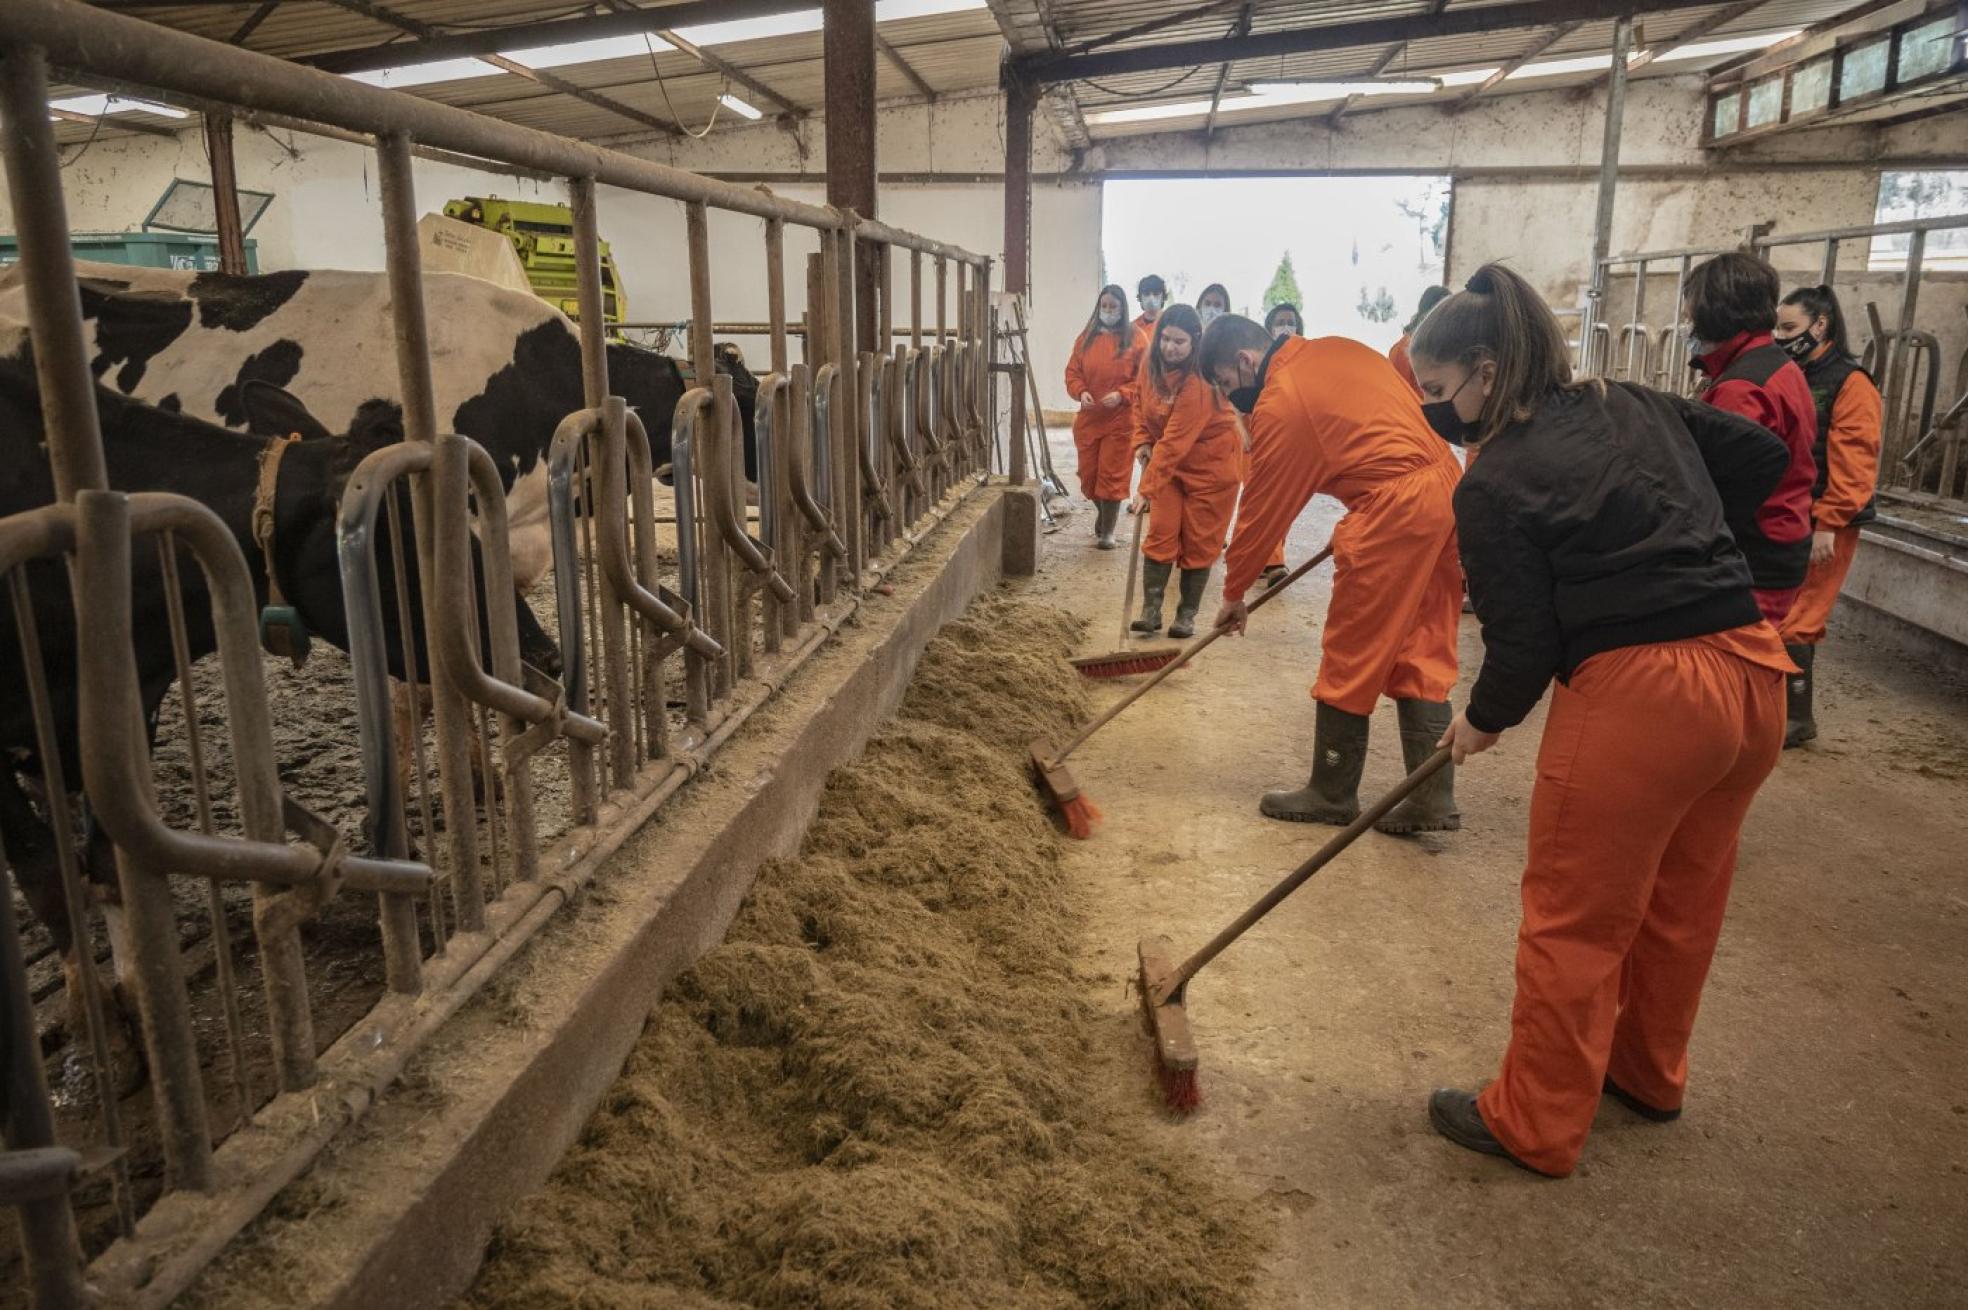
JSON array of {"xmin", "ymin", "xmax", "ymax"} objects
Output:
[
  {"xmin": 1778, "ymin": 369, "xmax": 1883, "ymax": 647},
  {"xmin": 1064, "ymin": 327, "xmax": 1142, "ymax": 503},
  {"xmin": 1134, "ymin": 371, "xmax": 1243, "ymax": 568},
  {"xmin": 1388, "ymin": 332, "xmax": 1419, "ymax": 394},
  {"xmin": 1478, "ymin": 622, "xmax": 1788, "ymax": 1176},
  {"xmin": 1223, "ymin": 335, "xmax": 1462, "ymax": 715}
]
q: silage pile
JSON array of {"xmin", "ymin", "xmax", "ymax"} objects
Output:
[{"xmin": 465, "ymin": 589, "xmax": 1261, "ymax": 1310}]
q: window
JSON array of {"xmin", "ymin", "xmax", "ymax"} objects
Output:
[
  {"xmin": 1790, "ymin": 57, "xmax": 1832, "ymax": 114},
  {"xmin": 1711, "ymin": 89, "xmax": 1742, "ymax": 137},
  {"xmin": 1746, "ymin": 77, "xmax": 1783, "ymax": 128},
  {"xmin": 1839, "ymin": 35, "xmax": 1891, "ymax": 101},
  {"xmin": 1871, "ymin": 171, "xmax": 1968, "ymax": 270},
  {"xmin": 1895, "ymin": 14, "xmax": 1959, "ymax": 83}
]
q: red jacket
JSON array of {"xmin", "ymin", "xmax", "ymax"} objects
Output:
[{"xmin": 1695, "ymin": 331, "xmax": 1816, "ymax": 592}]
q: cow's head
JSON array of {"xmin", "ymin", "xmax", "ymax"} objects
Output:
[
  {"xmin": 238, "ymin": 384, "xmax": 561, "ymax": 683},
  {"xmin": 605, "ymin": 340, "xmax": 760, "ymax": 484}
]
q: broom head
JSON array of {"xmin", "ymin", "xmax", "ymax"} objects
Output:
[
  {"xmin": 1071, "ymin": 644, "xmax": 1184, "ymax": 680},
  {"xmin": 1029, "ymin": 737, "xmax": 1101, "ymax": 839},
  {"xmin": 1138, "ymin": 934, "xmax": 1200, "ymax": 1114}
]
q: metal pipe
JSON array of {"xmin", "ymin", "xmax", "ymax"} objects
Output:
[
  {"xmin": 0, "ymin": 47, "xmax": 107, "ymax": 501},
  {"xmin": 1581, "ymin": 14, "xmax": 1632, "ymax": 380},
  {"xmin": 202, "ymin": 110, "xmax": 249, "ymax": 275}
]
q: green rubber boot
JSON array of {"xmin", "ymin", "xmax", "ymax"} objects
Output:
[
  {"xmin": 1132, "ymin": 560, "xmax": 1172, "ymax": 633},
  {"xmin": 1260, "ymin": 702, "xmax": 1368, "ymax": 825},
  {"xmin": 1168, "ymin": 567, "xmax": 1210, "ymax": 639},
  {"xmin": 1375, "ymin": 699, "xmax": 1461, "ymax": 834}
]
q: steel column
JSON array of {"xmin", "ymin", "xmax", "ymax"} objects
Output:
[
  {"xmin": 202, "ymin": 110, "xmax": 249, "ymax": 275},
  {"xmin": 1581, "ymin": 15, "xmax": 1633, "ymax": 378}
]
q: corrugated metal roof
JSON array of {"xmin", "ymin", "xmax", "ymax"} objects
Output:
[{"xmin": 44, "ymin": 0, "xmax": 1903, "ymax": 147}]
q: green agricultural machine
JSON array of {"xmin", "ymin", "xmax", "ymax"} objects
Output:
[{"xmin": 442, "ymin": 195, "xmax": 627, "ymax": 326}]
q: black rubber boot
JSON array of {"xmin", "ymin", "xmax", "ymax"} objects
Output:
[
  {"xmin": 1167, "ymin": 567, "xmax": 1210, "ymax": 639},
  {"xmin": 1784, "ymin": 643, "xmax": 1816, "ymax": 748},
  {"xmin": 1428, "ymin": 1090, "xmax": 1548, "ymax": 1175},
  {"xmin": 1132, "ymin": 560, "xmax": 1172, "ymax": 633},
  {"xmin": 1260, "ymin": 702, "xmax": 1368, "ymax": 825},
  {"xmin": 1375, "ymin": 699, "xmax": 1461, "ymax": 834},
  {"xmin": 1261, "ymin": 563, "xmax": 1289, "ymax": 588}
]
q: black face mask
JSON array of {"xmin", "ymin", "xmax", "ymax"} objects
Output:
[
  {"xmin": 1421, "ymin": 371, "xmax": 1478, "ymax": 446},
  {"xmin": 1775, "ymin": 330, "xmax": 1817, "ymax": 363},
  {"xmin": 1228, "ymin": 383, "xmax": 1261, "ymax": 414}
]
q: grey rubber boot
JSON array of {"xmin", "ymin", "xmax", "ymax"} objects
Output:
[
  {"xmin": 1168, "ymin": 567, "xmax": 1210, "ymax": 639},
  {"xmin": 1095, "ymin": 500, "xmax": 1121, "ymax": 548},
  {"xmin": 1260, "ymin": 701, "xmax": 1369, "ymax": 825},
  {"xmin": 1784, "ymin": 643, "xmax": 1816, "ymax": 748},
  {"xmin": 1132, "ymin": 560, "xmax": 1172, "ymax": 633},
  {"xmin": 1375, "ymin": 699, "xmax": 1461, "ymax": 834}
]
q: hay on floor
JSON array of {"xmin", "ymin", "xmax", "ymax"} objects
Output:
[{"xmin": 465, "ymin": 589, "xmax": 1262, "ymax": 1310}]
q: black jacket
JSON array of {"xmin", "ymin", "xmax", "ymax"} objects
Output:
[{"xmin": 1457, "ymin": 381, "xmax": 1790, "ymax": 734}]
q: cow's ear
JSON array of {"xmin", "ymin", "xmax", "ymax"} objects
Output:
[
  {"xmin": 239, "ymin": 381, "xmax": 332, "ymax": 442},
  {"xmin": 346, "ymin": 400, "xmax": 405, "ymax": 452}
]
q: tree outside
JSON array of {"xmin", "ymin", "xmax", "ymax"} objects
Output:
[{"xmin": 1262, "ymin": 252, "xmax": 1303, "ymax": 313}]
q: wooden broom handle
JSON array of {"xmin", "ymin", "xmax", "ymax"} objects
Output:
[
  {"xmin": 1158, "ymin": 747, "xmax": 1453, "ymax": 1002},
  {"xmin": 1116, "ymin": 486, "xmax": 1149, "ymax": 649},
  {"xmin": 1054, "ymin": 540, "xmax": 1334, "ymax": 766}
]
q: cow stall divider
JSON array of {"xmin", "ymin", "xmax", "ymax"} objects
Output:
[
  {"xmin": 0, "ymin": 3, "xmax": 998, "ymax": 1305},
  {"xmin": 1582, "ymin": 212, "xmax": 1968, "ymax": 502}
]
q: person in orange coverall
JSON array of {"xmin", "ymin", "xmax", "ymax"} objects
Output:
[
  {"xmin": 1771, "ymin": 283, "xmax": 1881, "ymax": 748},
  {"xmin": 1201, "ymin": 313, "xmax": 1463, "ymax": 836},
  {"xmin": 1127, "ymin": 304, "xmax": 1242, "ymax": 638},
  {"xmin": 1064, "ymin": 283, "xmax": 1143, "ymax": 549},
  {"xmin": 1416, "ymin": 264, "xmax": 1792, "ymax": 1179}
]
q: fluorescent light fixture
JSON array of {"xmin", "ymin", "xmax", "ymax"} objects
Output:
[
  {"xmin": 503, "ymin": 33, "xmax": 675, "ymax": 69},
  {"xmin": 1432, "ymin": 67, "xmax": 1502, "ymax": 87},
  {"xmin": 719, "ymin": 93, "xmax": 764, "ymax": 120},
  {"xmin": 1506, "ymin": 53, "xmax": 1615, "ymax": 80},
  {"xmin": 1654, "ymin": 29, "xmax": 1800, "ymax": 63},
  {"xmin": 347, "ymin": 57, "xmax": 502, "ymax": 89},
  {"xmin": 50, "ymin": 93, "xmax": 189, "ymax": 120},
  {"xmin": 1089, "ymin": 79, "xmax": 1438, "ymax": 124}
]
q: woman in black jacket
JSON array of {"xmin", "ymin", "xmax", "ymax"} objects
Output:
[{"xmin": 1410, "ymin": 263, "xmax": 1794, "ymax": 1178}]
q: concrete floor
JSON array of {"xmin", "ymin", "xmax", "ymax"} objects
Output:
[{"xmin": 1020, "ymin": 448, "xmax": 1968, "ymax": 1308}]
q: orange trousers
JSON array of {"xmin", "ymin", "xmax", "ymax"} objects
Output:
[
  {"xmin": 1146, "ymin": 477, "xmax": 1238, "ymax": 569},
  {"xmin": 1776, "ymin": 525, "xmax": 1859, "ymax": 646},
  {"xmin": 1316, "ymin": 461, "xmax": 1461, "ymax": 715},
  {"xmin": 1073, "ymin": 416, "xmax": 1136, "ymax": 502},
  {"xmin": 1477, "ymin": 627, "xmax": 1786, "ymax": 1176}
]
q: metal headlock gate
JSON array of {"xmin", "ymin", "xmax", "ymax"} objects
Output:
[
  {"xmin": 0, "ymin": 1, "xmax": 995, "ymax": 1304},
  {"xmin": 1580, "ymin": 212, "xmax": 1968, "ymax": 502}
]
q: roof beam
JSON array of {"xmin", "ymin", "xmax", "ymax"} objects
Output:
[
  {"xmin": 50, "ymin": 105, "xmax": 181, "ymax": 138},
  {"xmin": 1707, "ymin": 0, "xmax": 1915, "ymax": 84},
  {"xmin": 1064, "ymin": 0, "xmax": 1242, "ymax": 57},
  {"xmin": 1453, "ymin": 22, "xmax": 1583, "ymax": 108},
  {"xmin": 876, "ymin": 32, "xmax": 938, "ymax": 101},
  {"xmin": 1365, "ymin": 0, "xmax": 1451, "ymax": 80},
  {"xmin": 651, "ymin": 22, "xmax": 808, "ymax": 119},
  {"xmin": 300, "ymin": 0, "xmax": 811, "ymax": 76},
  {"xmin": 1619, "ymin": 0, "xmax": 1767, "ymax": 77},
  {"xmin": 228, "ymin": 0, "xmax": 283, "ymax": 46},
  {"xmin": 1202, "ymin": 3, "xmax": 1254, "ymax": 139},
  {"xmin": 1017, "ymin": 0, "xmax": 1726, "ymax": 84},
  {"xmin": 323, "ymin": 0, "xmax": 682, "ymax": 137}
]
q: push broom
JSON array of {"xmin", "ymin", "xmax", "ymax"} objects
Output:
[
  {"xmin": 1033, "ymin": 541, "xmax": 1335, "ymax": 838},
  {"xmin": 1140, "ymin": 747, "xmax": 1453, "ymax": 1112},
  {"xmin": 1071, "ymin": 502, "xmax": 1182, "ymax": 679}
]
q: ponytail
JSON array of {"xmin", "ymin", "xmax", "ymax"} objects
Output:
[
  {"xmin": 1410, "ymin": 262, "xmax": 1576, "ymax": 444},
  {"xmin": 1781, "ymin": 282, "xmax": 1853, "ymax": 358}
]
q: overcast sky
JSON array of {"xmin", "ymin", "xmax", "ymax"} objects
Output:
[{"xmin": 1099, "ymin": 175, "xmax": 1452, "ymax": 351}]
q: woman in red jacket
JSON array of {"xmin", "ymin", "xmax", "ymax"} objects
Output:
[
  {"xmin": 1064, "ymin": 283, "xmax": 1144, "ymax": 548},
  {"xmin": 1128, "ymin": 304, "xmax": 1243, "ymax": 637},
  {"xmin": 1682, "ymin": 251, "xmax": 1818, "ymax": 625},
  {"xmin": 1772, "ymin": 283, "xmax": 1882, "ymax": 747},
  {"xmin": 1418, "ymin": 264, "xmax": 1792, "ymax": 1178}
]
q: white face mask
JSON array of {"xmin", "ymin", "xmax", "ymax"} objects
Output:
[
  {"xmin": 1140, "ymin": 293, "xmax": 1165, "ymax": 312},
  {"xmin": 1097, "ymin": 308, "xmax": 1121, "ymax": 327},
  {"xmin": 1200, "ymin": 306, "xmax": 1222, "ymax": 327}
]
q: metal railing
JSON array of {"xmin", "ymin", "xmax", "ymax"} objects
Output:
[
  {"xmin": 1583, "ymin": 212, "xmax": 1968, "ymax": 493},
  {"xmin": 0, "ymin": 2, "xmax": 993, "ymax": 1304}
]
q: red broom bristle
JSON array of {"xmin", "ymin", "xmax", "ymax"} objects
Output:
[
  {"xmin": 1156, "ymin": 1058, "xmax": 1201, "ymax": 1115},
  {"xmin": 1077, "ymin": 652, "xmax": 1180, "ymax": 680},
  {"xmin": 1061, "ymin": 792, "xmax": 1102, "ymax": 839}
]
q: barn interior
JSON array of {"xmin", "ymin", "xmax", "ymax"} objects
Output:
[{"xmin": 1, "ymin": 2, "xmax": 1965, "ymax": 1308}]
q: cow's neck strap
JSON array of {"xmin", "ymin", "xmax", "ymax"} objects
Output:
[{"xmin": 252, "ymin": 433, "xmax": 311, "ymax": 668}]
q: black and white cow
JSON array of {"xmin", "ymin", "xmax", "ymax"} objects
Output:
[
  {"xmin": 0, "ymin": 262, "xmax": 759, "ymax": 601},
  {"xmin": 0, "ymin": 346, "xmax": 510, "ymax": 1084}
]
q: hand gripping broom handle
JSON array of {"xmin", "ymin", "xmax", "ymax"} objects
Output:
[
  {"xmin": 1155, "ymin": 747, "xmax": 1453, "ymax": 1004},
  {"xmin": 1053, "ymin": 540, "xmax": 1335, "ymax": 766}
]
